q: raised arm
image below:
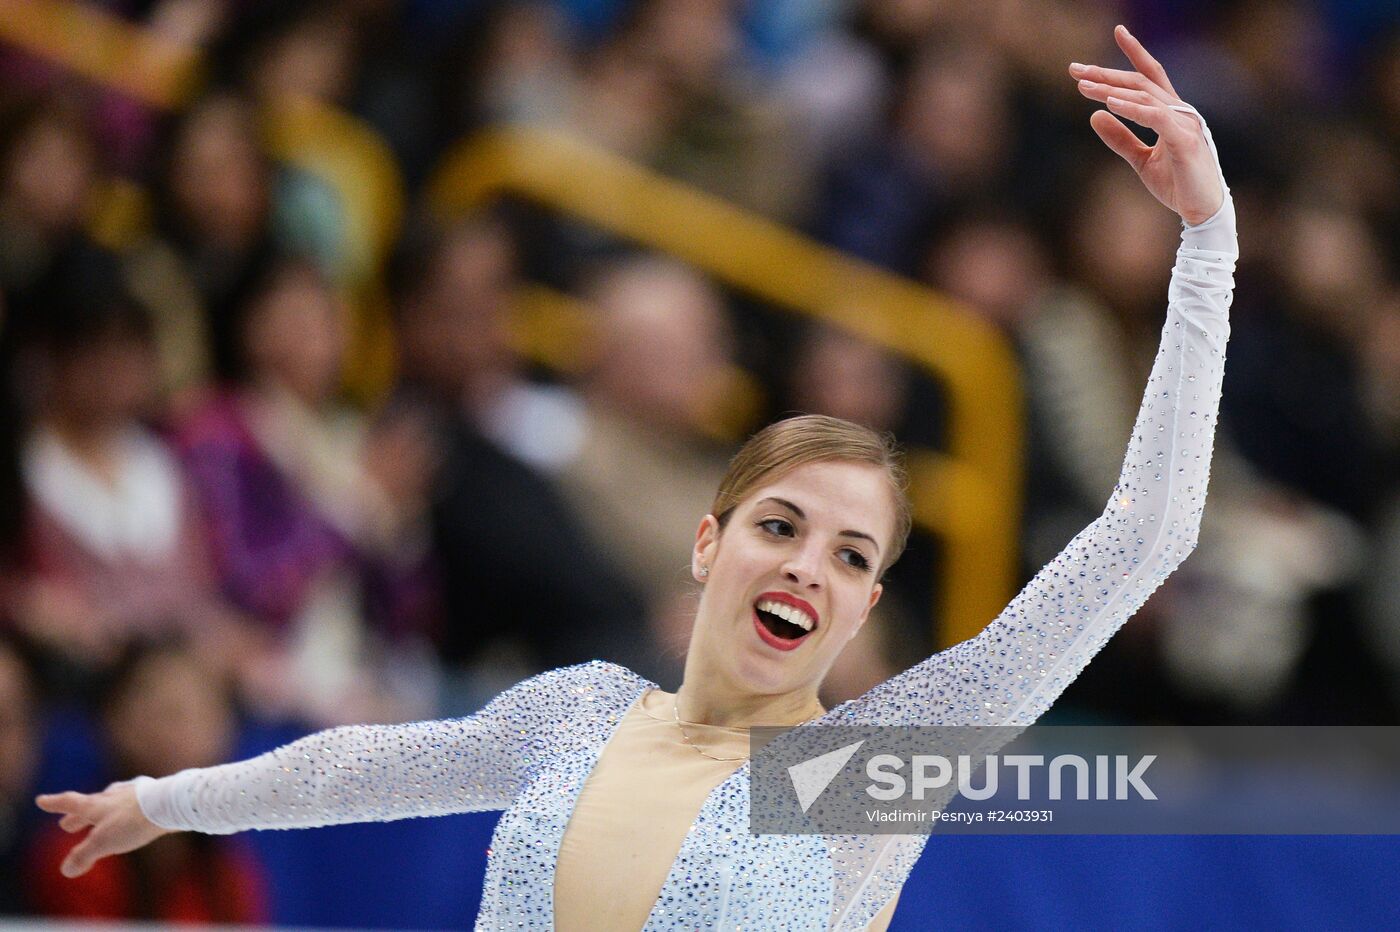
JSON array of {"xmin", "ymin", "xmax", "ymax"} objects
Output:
[
  {"xmin": 37, "ymin": 661, "xmax": 630, "ymax": 877},
  {"xmin": 836, "ymin": 27, "xmax": 1236, "ymax": 729}
]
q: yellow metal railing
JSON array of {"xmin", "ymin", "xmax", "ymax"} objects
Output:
[
  {"xmin": 429, "ymin": 129, "xmax": 1024, "ymax": 646},
  {"xmin": 0, "ymin": 0, "xmax": 201, "ymax": 108},
  {"xmin": 261, "ymin": 96, "xmax": 405, "ymax": 401}
]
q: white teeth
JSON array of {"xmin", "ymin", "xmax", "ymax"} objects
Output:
[{"xmin": 756, "ymin": 599, "xmax": 815, "ymax": 632}]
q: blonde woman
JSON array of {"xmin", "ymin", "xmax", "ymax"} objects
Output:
[{"xmin": 37, "ymin": 27, "xmax": 1235, "ymax": 931}]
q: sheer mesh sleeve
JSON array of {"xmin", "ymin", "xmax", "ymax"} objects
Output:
[
  {"xmin": 837, "ymin": 117, "xmax": 1235, "ymax": 732},
  {"xmin": 134, "ymin": 661, "xmax": 632, "ymax": 834},
  {"xmin": 824, "ymin": 109, "xmax": 1237, "ymax": 931}
]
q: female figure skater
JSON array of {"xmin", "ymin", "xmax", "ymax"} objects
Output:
[{"xmin": 37, "ymin": 27, "xmax": 1235, "ymax": 931}]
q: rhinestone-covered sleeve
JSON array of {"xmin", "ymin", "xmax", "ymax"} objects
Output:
[
  {"xmin": 133, "ymin": 662, "xmax": 624, "ymax": 834},
  {"xmin": 837, "ymin": 111, "xmax": 1236, "ymax": 732}
]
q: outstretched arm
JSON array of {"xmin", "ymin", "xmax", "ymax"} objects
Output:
[
  {"xmin": 836, "ymin": 26, "xmax": 1236, "ymax": 728},
  {"xmin": 37, "ymin": 662, "xmax": 623, "ymax": 877}
]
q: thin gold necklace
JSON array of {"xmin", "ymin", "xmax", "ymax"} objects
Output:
[
  {"xmin": 672, "ymin": 696, "xmax": 750, "ymax": 762},
  {"xmin": 671, "ymin": 695, "xmax": 824, "ymax": 763}
]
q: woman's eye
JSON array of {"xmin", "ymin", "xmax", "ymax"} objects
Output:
[
  {"xmin": 758, "ymin": 518, "xmax": 794, "ymax": 537},
  {"xmin": 839, "ymin": 549, "xmax": 872, "ymax": 572}
]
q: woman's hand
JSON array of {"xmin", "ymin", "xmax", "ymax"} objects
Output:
[
  {"xmin": 1070, "ymin": 25, "xmax": 1225, "ymax": 225},
  {"xmin": 35, "ymin": 782, "xmax": 172, "ymax": 877}
]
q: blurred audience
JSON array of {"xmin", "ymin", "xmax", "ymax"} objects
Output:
[
  {"xmin": 136, "ymin": 92, "xmax": 276, "ymax": 389},
  {"xmin": 817, "ymin": 36, "xmax": 1024, "ymax": 273},
  {"xmin": 389, "ymin": 218, "xmax": 647, "ymax": 704},
  {"xmin": 557, "ymin": 255, "xmax": 734, "ymax": 682},
  {"xmin": 26, "ymin": 639, "xmax": 269, "ymax": 922},
  {"xmin": 0, "ymin": 99, "xmax": 99, "ymax": 321},
  {"xmin": 785, "ymin": 322, "xmax": 912, "ymax": 435},
  {"xmin": 5, "ymin": 259, "xmax": 245, "ymax": 684},
  {"xmin": 0, "ymin": 0, "xmax": 1398, "ymax": 919},
  {"xmin": 176, "ymin": 256, "xmax": 435, "ymax": 723}
]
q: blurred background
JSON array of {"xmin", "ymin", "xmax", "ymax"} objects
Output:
[{"xmin": 0, "ymin": 0, "xmax": 1397, "ymax": 927}]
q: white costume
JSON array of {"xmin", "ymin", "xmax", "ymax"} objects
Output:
[{"xmin": 135, "ymin": 113, "xmax": 1237, "ymax": 930}]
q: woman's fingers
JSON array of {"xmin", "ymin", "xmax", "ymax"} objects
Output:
[
  {"xmin": 1073, "ymin": 26, "xmax": 1221, "ymax": 222},
  {"xmin": 1068, "ymin": 26, "xmax": 1180, "ymax": 106},
  {"xmin": 1068, "ymin": 63, "xmax": 1174, "ymax": 104},
  {"xmin": 35, "ymin": 792, "xmax": 89, "ymax": 816},
  {"xmin": 40, "ymin": 783, "xmax": 166, "ymax": 879},
  {"xmin": 60, "ymin": 828, "xmax": 106, "ymax": 877},
  {"xmin": 1114, "ymin": 25, "xmax": 1179, "ymax": 98},
  {"xmin": 1104, "ymin": 96, "xmax": 1178, "ymax": 137},
  {"xmin": 1077, "ymin": 80, "xmax": 1154, "ymax": 108},
  {"xmin": 1089, "ymin": 110, "xmax": 1151, "ymax": 171}
]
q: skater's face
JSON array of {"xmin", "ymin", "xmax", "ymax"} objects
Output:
[{"xmin": 690, "ymin": 459, "xmax": 891, "ymax": 695}]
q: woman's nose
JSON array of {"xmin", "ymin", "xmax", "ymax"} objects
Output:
[{"xmin": 782, "ymin": 548, "xmax": 824, "ymax": 590}]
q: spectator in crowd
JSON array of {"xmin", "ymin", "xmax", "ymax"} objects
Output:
[
  {"xmin": 1186, "ymin": 199, "xmax": 1396, "ymax": 719},
  {"xmin": 922, "ymin": 209, "xmax": 1052, "ymax": 336},
  {"xmin": 389, "ymin": 218, "xmax": 647, "ymax": 705},
  {"xmin": 557, "ymin": 255, "xmax": 736, "ymax": 681},
  {"xmin": 241, "ymin": 7, "xmax": 359, "ymax": 108},
  {"xmin": 817, "ymin": 36, "xmax": 1022, "ymax": 273},
  {"xmin": 0, "ymin": 0, "xmax": 233, "ymax": 172},
  {"xmin": 5, "ymin": 258, "xmax": 244, "ymax": 684},
  {"xmin": 176, "ymin": 256, "xmax": 436, "ymax": 723},
  {"xmin": 0, "ymin": 99, "xmax": 99, "ymax": 322},
  {"xmin": 1224, "ymin": 202, "xmax": 1391, "ymax": 522},
  {"xmin": 25, "ymin": 638, "xmax": 268, "ymax": 922},
  {"xmin": 785, "ymin": 322, "xmax": 911, "ymax": 436},
  {"xmin": 137, "ymin": 92, "xmax": 276, "ymax": 388},
  {"xmin": 472, "ymin": 2, "xmax": 579, "ymax": 132}
]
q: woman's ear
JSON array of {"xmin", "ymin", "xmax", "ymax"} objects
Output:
[
  {"xmin": 692, "ymin": 514, "xmax": 720, "ymax": 583},
  {"xmin": 852, "ymin": 583, "xmax": 883, "ymax": 639}
]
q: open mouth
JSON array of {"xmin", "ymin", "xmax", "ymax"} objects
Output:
[{"xmin": 752, "ymin": 595, "xmax": 818, "ymax": 652}]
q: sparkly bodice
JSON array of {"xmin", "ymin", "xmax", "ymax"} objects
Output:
[{"xmin": 136, "ymin": 115, "xmax": 1236, "ymax": 932}]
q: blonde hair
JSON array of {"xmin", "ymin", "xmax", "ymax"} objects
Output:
[{"xmin": 711, "ymin": 415, "xmax": 912, "ymax": 578}]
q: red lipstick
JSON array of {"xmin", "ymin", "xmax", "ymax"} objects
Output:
[{"xmin": 751, "ymin": 591, "xmax": 819, "ymax": 652}]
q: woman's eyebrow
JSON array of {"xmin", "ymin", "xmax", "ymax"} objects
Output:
[
  {"xmin": 757, "ymin": 496, "xmax": 806, "ymax": 519},
  {"xmin": 756, "ymin": 496, "xmax": 880, "ymax": 553},
  {"xmin": 840, "ymin": 529, "xmax": 880, "ymax": 552}
]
